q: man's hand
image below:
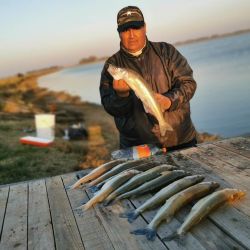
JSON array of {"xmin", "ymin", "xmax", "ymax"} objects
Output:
[
  {"xmin": 113, "ymin": 79, "xmax": 130, "ymax": 97},
  {"xmin": 154, "ymin": 93, "xmax": 171, "ymax": 112}
]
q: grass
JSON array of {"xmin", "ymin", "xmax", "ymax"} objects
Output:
[
  {"xmin": 0, "ymin": 69, "xmax": 119, "ymax": 185},
  {"xmin": 0, "ymin": 119, "xmax": 89, "ymax": 184}
]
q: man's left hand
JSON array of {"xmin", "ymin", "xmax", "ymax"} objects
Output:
[{"xmin": 154, "ymin": 93, "xmax": 171, "ymax": 112}]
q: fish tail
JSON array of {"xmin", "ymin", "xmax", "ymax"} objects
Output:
[
  {"xmin": 119, "ymin": 210, "xmax": 139, "ymax": 223},
  {"xmin": 163, "ymin": 232, "xmax": 185, "ymax": 245},
  {"xmin": 160, "ymin": 121, "xmax": 173, "ymax": 136},
  {"xmin": 131, "ymin": 228, "xmax": 157, "ymax": 241}
]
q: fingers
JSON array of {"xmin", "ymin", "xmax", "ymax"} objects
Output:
[{"xmin": 113, "ymin": 79, "xmax": 130, "ymax": 92}]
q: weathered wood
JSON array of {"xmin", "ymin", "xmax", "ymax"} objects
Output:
[
  {"xmin": 62, "ymin": 173, "xmax": 114, "ymax": 250},
  {"xmin": 200, "ymin": 143, "xmax": 250, "ymax": 172},
  {"xmin": 129, "ymin": 192, "xmax": 244, "ymax": 250},
  {"xmin": 28, "ymin": 179, "xmax": 55, "ymax": 250},
  {"xmin": 176, "ymin": 147, "xmax": 250, "ymax": 248},
  {"xmin": 0, "ymin": 186, "xmax": 9, "ymax": 240},
  {"xmin": 180, "ymin": 146, "xmax": 250, "ymax": 215},
  {"xmin": 213, "ymin": 137, "xmax": 250, "ymax": 159},
  {"xmin": 85, "ymin": 189, "xmax": 167, "ymax": 250},
  {"xmin": 46, "ymin": 176, "xmax": 84, "ymax": 250},
  {"xmin": 0, "ymin": 183, "xmax": 27, "ymax": 250}
]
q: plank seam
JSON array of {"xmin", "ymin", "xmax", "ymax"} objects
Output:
[
  {"xmin": 45, "ymin": 178, "xmax": 57, "ymax": 250},
  {"xmin": 61, "ymin": 176, "xmax": 86, "ymax": 250},
  {"xmin": 211, "ymin": 142, "xmax": 250, "ymax": 160},
  {"xmin": 0, "ymin": 186, "xmax": 10, "ymax": 242},
  {"xmin": 84, "ymin": 190, "xmax": 116, "ymax": 250},
  {"xmin": 179, "ymin": 153, "xmax": 250, "ymax": 224},
  {"xmin": 128, "ymin": 198, "xmax": 170, "ymax": 249},
  {"xmin": 207, "ymin": 217, "xmax": 250, "ymax": 249}
]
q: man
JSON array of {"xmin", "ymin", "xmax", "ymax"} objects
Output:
[{"xmin": 100, "ymin": 6, "xmax": 197, "ymax": 150}]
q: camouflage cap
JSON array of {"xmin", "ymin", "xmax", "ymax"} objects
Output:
[{"xmin": 117, "ymin": 6, "xmax": 144, "ymax": 32}]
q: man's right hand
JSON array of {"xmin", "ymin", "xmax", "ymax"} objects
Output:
[{"xmin": 113, "ymin": 79, "xmax": 130, "ymax": 97}]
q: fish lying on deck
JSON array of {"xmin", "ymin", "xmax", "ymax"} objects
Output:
[
  {"xmin": 116, "ymin": 169, "xmax": 187, "ymax": 200},
  {"xmin": 107, "ymin": 64, "xmax": 173, "ymax": 136},
  {"xmin": 164, "ymin": 188, "xmax": 246, "ymax": 241},
  {"xmin": 68, "ymin": 159, "xmax": 125, "ymax": 190},
  {"xmin": 75, "ymin": 169, "xmax": 141, "ymax": 211},
  {"xmin": 120, "ymin": 175, "xmax": 204, "ymax": 223},
  {"xmin": 87, "ymin": 159, "xmax": 146, "ymax": 187},
  {"xmin": 131, "ymin": 181, "xmax": 219, "ymax": 241},
  {"xmin": 88, "ymin": 160, "xmax": 159, "ymax": 192},
  {"xmin": 103, "ymin": 164, "xmax": 177, "ymax": 205}
]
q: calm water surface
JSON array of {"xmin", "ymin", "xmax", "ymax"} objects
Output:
[{"xmin": 39, "ymin": 33, "xmax": 250, "ymax": 137}]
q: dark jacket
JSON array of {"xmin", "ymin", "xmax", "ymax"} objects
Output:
[{"xmin": 100, "ymin": 39, "xmax": 197, "ymax": 148}]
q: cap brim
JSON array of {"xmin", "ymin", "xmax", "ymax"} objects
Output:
[{"xmin": 117, "ymin": 21, "xmax": 144, "ymax": 33}]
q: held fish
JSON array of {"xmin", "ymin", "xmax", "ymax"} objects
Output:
[
  {"xmin": 120, "ymin": 175, "xmax": 204, "ymax": 223},
  {"xmin": 75, "ymin": 169, "xmax": 141, "ymax": 211},
  {"xmin": 68, "ymin": 159, "xmax": 125, "ymax": 190},
  {"xmin": 164, "ymin": 188, "xmax": 246, "ymax": 241},
  {"xmin": 107, "ymin": 64, "xmax": 173, "ymax": 136},
  {"xmin": 131, "ymin": 181, "xmax": 219, "ymax": 241},
  {"xmin": 117, "ymin": 170, "xmax": 187, "ymax": 200},
  {"xmin": 104, "ymin": 164, "xmax": 176, "ymax": 205}
]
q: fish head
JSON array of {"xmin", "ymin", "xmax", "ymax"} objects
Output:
[
  {"xmin": 210, "ymin": 181, "xmax": 220, "ymax": 190},
  {"xmin": 228, "ymin": 189, "xmax": 246, "ymax": 203},
  {"xmin": 107, "ymin": 64, "xmax": 127, "ymax": 80}
]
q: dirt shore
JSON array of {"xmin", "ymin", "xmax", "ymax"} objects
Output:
[{"xmin": 0, "ymin": 68, "xmax": 119, "ymax": 184}]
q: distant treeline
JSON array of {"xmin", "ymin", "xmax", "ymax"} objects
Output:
[
  {"xmin": 79, "ymin": 56, "xmax": 108, "ymax": 65},
  {"xmin": 174, "ymin": 28, "xmax": 250, "ymax": 46}
]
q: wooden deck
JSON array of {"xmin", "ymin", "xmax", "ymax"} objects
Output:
[{"xmin": 0, "ymin": 137, "xmax": 250, "ymax": 250}]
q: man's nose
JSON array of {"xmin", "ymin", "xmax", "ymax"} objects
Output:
[{"xmin": 128, "ymin": 29, "xmax": 135, "ymax": 38}]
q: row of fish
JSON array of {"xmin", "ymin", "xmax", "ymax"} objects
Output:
[{"xmin": 68, "ymin": 159, "xmax": 246, "ymax": 241}]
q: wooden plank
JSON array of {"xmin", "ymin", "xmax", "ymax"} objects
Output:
[
  {"xmin": 0, "ymin": 183, "xmax": 27, "ymax": 250},
  {"xmin": 0, "ymin": 186, "xmax": 9, "ymax": 240},
  {"xmin": 28, "ymin": 179, "xmax": 55, "ymax": 250},
  {"xmin": 129, "ymin": 191, "xmax": 244, "ymax": 250},
  {"xmin": 173, "ymin": 149, "xmax": 250, "ymax": 249},
  {"xmin": 129, "ymin": 194, "xmax": 207, "ymax": 250},
  {"xmin": 85, "ymin": 189, "xmax": 168, "ymax": 250},
  {"xmin": 213, "ymin": 137, "xmax": 250, "ymax": 158},
  {"xmin": 200, "ymin": 143, "xmax": 250, "ymax": 172},
  {"xmin": 179, "ymin": 146, "xmax": 250, "ymax": 215},
  {"xmin": 62, "ymin": 173, "xmax": 114, "ymax": 250},
  {"xmin": 46, "ymin": 176, "xmax": 84, "ymax": 250}
]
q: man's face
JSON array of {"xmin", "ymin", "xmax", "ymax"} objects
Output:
[{"xmin": 119, "ymin": 25, "xmax": 146, "ymax": 53}]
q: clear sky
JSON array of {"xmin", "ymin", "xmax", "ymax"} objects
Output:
[{"xmin": 1, "ymin": 0, "xmax": 250, "ymax": 77}]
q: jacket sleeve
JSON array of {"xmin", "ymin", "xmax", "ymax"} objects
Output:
[
  {"xmin": 163, "ymin": 44, "xmax": 197, "ymax": 111},
  {"xmin": 99, "ymin": 61, "xmax": 133, "ymax": 117}
]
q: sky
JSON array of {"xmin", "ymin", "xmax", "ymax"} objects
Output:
[{"xmin": 1, "ymin": 0, "xmax": 250, "ymax": 77}]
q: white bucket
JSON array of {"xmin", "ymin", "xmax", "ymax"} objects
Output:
[{"xmin": 35, "ymin": 114, "xmax": 55, "ymax": 140}]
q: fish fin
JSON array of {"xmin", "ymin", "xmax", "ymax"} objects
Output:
[
  {"xmin": 159, "ymin": 121, "xmax": 173, "ymax": 136},
  {"xmin": 76, "ymin": 171, "xmax": 86, "ymax": 179},
  {"xmin": 119, "ymin": 211, "xmax": 139, "ymax": 223},
  {"xmin": 163, "ymin": 232, "xmax": 185, "ymax": 245},
  {"xmin": 142, "ymin": 103, "xmax": 151, "ymax": 114},
  {"xmin": 89, "ymin": 185, "xmax": 100, "ymax": 193},
  {"xmin": 163, "ymin": 232, "xmax": 179, "ymax": 241},
  {"xmin": 102, "ymin": 199, "xmax": 113, "ymax": 207},
  {"xmin": 131, "ymin": 228, "xmax": 157, "ymax": 241},
  {"xmin": 160, "ymin": 171, "xmax": 171, "ymax": 176},
  {"xmin": 130, "ymin": 228, "xmax": 148, "ymax": 235},
  {"xmin": 65, "ymin": 185, "xmax": 74, "ymax": 190}
]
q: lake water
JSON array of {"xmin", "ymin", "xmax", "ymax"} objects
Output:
[{"xmin": 39, "ymin": 33, "xmax": 250, "ymax": 138}]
